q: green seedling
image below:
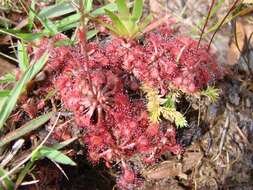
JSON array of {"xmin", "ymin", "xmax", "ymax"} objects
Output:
[{"xmin": 102, "ymin": 0, "xmax": 153, "ymax": 40}]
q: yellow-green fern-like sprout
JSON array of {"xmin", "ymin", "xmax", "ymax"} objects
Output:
[
  {"xmin": 142, "ymin": 84, "xmax": 187, "ymax": 128},
  {"xmin": 201, "ymin": 86, "xmax": 220, "ymax": 103},
  {"xmin": 161, "ymin": 107, "xmax": 187, "ymax": 128},
  {"xmin": 141, "ymin": 84, "xmax": 162, "ymax": 123}
]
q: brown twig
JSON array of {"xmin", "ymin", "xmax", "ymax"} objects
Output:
[
  {"xmin": 207, "ymin": 0, "xmax": 241, "ymax": 51},
  {"xmin": 197, "ymin": 0, "xmax": 215, "ymax": 49}
]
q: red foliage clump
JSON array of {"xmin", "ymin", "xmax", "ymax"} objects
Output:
[{"xmin": 33, "ymin": 20, "xmax": 222, "ymax": 189}]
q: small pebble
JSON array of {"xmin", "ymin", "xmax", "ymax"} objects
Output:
[{"xmin": 245, "ymin": 98, "xmax": 251, "ymax": 108}]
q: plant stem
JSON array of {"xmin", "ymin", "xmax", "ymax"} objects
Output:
[
  {"xmin": 197, "ymin": 0, "xmax": 215, "ymax": 49},
  {"xmin": 207, "ymin": 0, "xmax": 241, "ymax": 50},
  {"xmin": 79, "ymin": 0, "xmax": 87, "ymax": 57},
  {"xmin": 78, "ymin": 0, "xmax": 95, "ymax": 97}
]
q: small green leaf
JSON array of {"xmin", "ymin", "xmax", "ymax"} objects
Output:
[
  {"xmin": 116, "ymin": 0, "xmax": 130, "ymax": 18},
  {"xmin": 105, "ymin": 9, "xmax": 129, "ymax": 36},
  {"xmin": 52, "ymin": 137, "xmax": 77, "ymax": 150},
  {"xmin": 33, "ymin": 147, "xmax": 76, "ymax": 166},
  {"xmin": 17, "ymin": 41, "xmax": 29, "ymax": 73},
  {"xmin": 132, "ymin": 0, "xmax": 143, "ymax": 23}
]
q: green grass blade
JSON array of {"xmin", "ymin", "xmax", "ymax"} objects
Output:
[
  {"xmin": 0, "ymin": 90, "xmax": 11, "ymax": 98},
  {"xmin": 52, "ymin": 137, "xmax": 77, "ymax": 150},
  {"xmin": 91, "ymin": 3, "xmax": 117, "ymax": 16},
  {"xmin": 15, "ymin": 161, "xmax": 34, "ymax": 189},
  {"xmin": 0, "ymin": 52, "xmax": 49, "ymax": 129},
  {"xmin": 132, "ymin": 0, "xmax": 143, "ymax": 23},
  {"xmin": 17, "ymin": 41, "xmax": 29, "ymax": 73},
  {"xmin": 0, "ymin": 28, "xmax": 44, "ymax": 41},
  {"xmin": 206, "ymin": 11, "xmax": 241, "ymax": 35},
  {"xmin": 97, "ymin": 21, "xmax": 120, "ymax": 36},
  {"xmin": 32, "ymin": 146, "xmax": 76, "ymax": 166},
  {"xmin": 39, "ymin": 2, "xmax": 118, "ymax": 34},
  {"xmin": 0, "ymin": 112, "xmax": 53, "ymax": 147},
  {"xmin": 209, "ymin": 0, "xmax": 225, "ymax": 19},
  {"xmin": 116, "ymin": 0, "xmax": 130, "ymax": 18},
  {"xmin": 28, "ymin": 0, "xmax": 36, "ymax": 30},
  {"xmin": 85, "ymin": 0, "xmax": 93, "ymax": 12},
  {"xmin": 54, "ymin": 39, "xmax": 73, "ymax": 47},
  {"xmin": 87, "ymin": 29, "xmax": 99, "ymax": 40},
  {"xmin": 54, "ymin": 13, "xmax": 80, "ymax": 32},
  {"xmin": 0, "ymin": 166, "xmax": 14, "ymax": 190},
  {"xmin": 192, "ymin": 0, "xmax": 225, "ymax": 35},
  {"xmin": 39, "ymin": 2, "xmax": 75, "ymax": 19}
]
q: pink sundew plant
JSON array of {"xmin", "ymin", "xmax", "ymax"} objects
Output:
[{"xmin": 30, "ymin": 1, "xmax": 223, "ymax": 189}]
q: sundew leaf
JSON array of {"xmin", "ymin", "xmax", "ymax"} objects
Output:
[
  {"xmin": 32, "ymin": 146, "xmax": 76, "ymax": 166},
  {"xmin": 17, "ymin": 41, "xmax": 29, "ymax": 73},
  {"xmin": 0, "ymin": 112, "xmax": 53, "ymax": 147},
  {"xmin": 132, "ymin": 0, "xmax": 143, "ymax": 23},
  {"xmin": 0, "ymin": 52, "xmax": 49, "ymax": 129}
]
